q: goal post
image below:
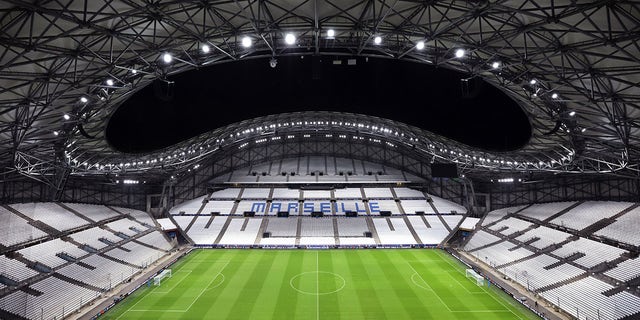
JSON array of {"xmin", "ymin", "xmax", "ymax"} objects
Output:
[
  {"xmin": 153, "ymin": 269, "xmax": 172, "ymax": 286},
  {"xmin": 465, "ymin": 268, "xmax": 485, "ymax": 287}
]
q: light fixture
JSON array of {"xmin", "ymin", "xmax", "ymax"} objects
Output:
[
  {"xmin": 284, "ymin": 33, "xmax": 296, "ymax": 45},
  {"xmin": 80, "ymin": 96, "xmax": 88, "ymax": 103},
  {"xmin": 569, "ymin": 111, "xmax": 576, "ymax": 116},
  {"xmin": 162, "ymin": 52, "xmax": 172, "ymax": 63},
  {"xmin": 63, "ymin": 114, "xmax": 70, "ymax": 120},
  {"xmin": 105, "ymin": 79, "xmax": 114, "ymax": 86},
  {"xmin": 374, "ymin": 36, "xmax": 382, "ymax": 45},
  {"xmin": 530, "ymin": 79, "xmax": 537, "ymax": 85},
  {"xmin": 131, "ymin": 68, "xmax": 137, "ymax": 74},
  {"xmin": 455, "ymin": 48, "xmax": 465, "ymax": 58},
  {"xmin": 242, "ymin": 36, "xmax": 252, "ymax": 48},
  {"xmin": 416, "ymin": 41, "xmax": 425, "ymax": 50},
  {"xmin": 492, "ymin": 61, "xmax": 500, "ymax": 69},
  {"xmin": 53, "ymin": 131, "xmax": 59, "ymax": 136},
  {"xmin": 202, "ymin": 44, "xmax": 210, "ymax": 53},
  {"xmin": 552, "ymin": 93, "xmax": 559, "ymax": 99},
  {"xmin": 327, "ymin": 29, "xmax": 335, "ymax": 38}
]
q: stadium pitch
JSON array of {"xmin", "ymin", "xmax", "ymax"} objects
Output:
[{"xmin": 103, "ymin": 249, "xmax": 540, "ymax": 319}]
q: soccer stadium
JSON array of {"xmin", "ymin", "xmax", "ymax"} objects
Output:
[{"xmin": 1, "ymin": 1, "xmax": 640, "ymax": 320}]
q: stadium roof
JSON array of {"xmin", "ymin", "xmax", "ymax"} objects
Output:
[{"xmin": 1, "ymin": 0, "xmax": 640, "ymax": 187}]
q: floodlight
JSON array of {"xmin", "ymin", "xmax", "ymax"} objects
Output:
[
  {"xmin": 416, "ymin": 41, "xmax": 425, "ymax": 50},
  {"xmin": 202, "ymin": 44, "xmax": 210, "ymax": 53},
  {"xmin": 529, "ymin": 79, "xmax": 537, "ymax": 85},
  {"xmin": 285, "ymin": 33, "xmax": 296, "ymax": 45},
  {"xmin": 105, "ymin": 79, "xmax": 114, "ymax": 86},
  {"xmin": 162, "ymin": 52, "xmax": 172, "ymax": 63},
  {"xmin": 492, "ymin": 61, "xmax": 500, "ymax": 69},
  {"xmin": 63, "ymin": 114, "xmax": 70, "ymax": 120},
  {"xmin": 374, "ymin": 36, "xmax": 382, "ymax": 45},
  {"xmin": 552, "ymin": 93, "xmax": 559, "ymax": 99},
  {"xmin": 80, "ymin": 96, "xmax": 88, "ymax": 103},
  {"xmin": 53, "ymin": 131, "xmax": 59, "ymax": 136},
  {"xmin": 242, "ymin": 36, "xmax": 252, "ymax": 48},
  {"xmin": 327, "ymin": 29, "xmax": 335, "ymax": 38},
  {"xmin": 569, "ymin": 111, "xmax": 576, "ymax": 116},
  {"xmin": 455, "ymin": 48, "xmax": 465, "ymax": 58}
]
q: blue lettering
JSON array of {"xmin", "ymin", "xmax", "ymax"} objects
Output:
[
  {"xmin": 287, "ymin": 202, "xmax": 298, "ymax": 213},
  {"xmin": 320, "ymin": 202, "xmax": 331, "ymax": 213},
  {"xmin": 341, "ymin": 202, "xmax": 347, "ymax": 213},
  {"xmin": 269, "ymin": 202, "xmax": 281, "ymax": 213},
  {"xmin": 355, "ymin": 202, "xmax": 367, "ymax": 213},
  {"xmin": 251, "ymin": 202, "xmax": 266, "ymax": 213},
  {"xmin": 369, "ymin": 201, "xmax": 380, "ymax": 213},
  {"xmin": 303, "ymin": 202, "xmax": 314, "ymax": 213}
]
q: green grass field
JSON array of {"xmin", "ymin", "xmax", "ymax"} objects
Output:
[{"xmin": 103, "ymin": 249, "xmax": 540, "ymax": 319}]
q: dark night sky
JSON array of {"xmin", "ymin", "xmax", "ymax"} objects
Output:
[{"xmin": 107, "ymin": 56, "xmax": 531, "ymax": 153}]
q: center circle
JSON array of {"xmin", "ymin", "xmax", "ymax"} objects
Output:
[{"xmin": 289, "ymin": 271, "xmax": 345, "ymax": 295}]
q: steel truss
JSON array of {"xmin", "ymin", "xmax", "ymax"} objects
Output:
[{"xmin": 1, "ymin": 0, "xmax": 640, "ymax": 191}]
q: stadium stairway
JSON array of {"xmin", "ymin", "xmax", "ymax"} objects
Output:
[
  {"xmin": 534, "ymin": 272, "xmax": 590, "ymax": 293},
  {"xmin": 255, "ymin": 219, "xmax": 269, "ymax": 245},
  {"xmin": 183, "ymin": 214, "xmax": 199, "ymax": 233},
  {"xmin": 577, "ymin": 203, "xmax": 640, "ymax": 238},
  {"xmin": 213, "ymin": 216, "xmax": 234, "ymax": 245},
  {"xmin": 295, "ymin": 217, "xmax": 302, "ymax": 246},
  {"xmin": 332, "ymin": 218, "xmax": 340, "ymax": 245},
  {"xmin": 169, "ymin": 215, "xmax": 195, "ymax": 245},
  {"xmin": 52, "ymin": 273, "xmax": 103, "ymax": 293},
  {"xmin": 56, "ymin": 203, "xmax": 96, "ymax": 224},
  {"xmin": 132, "ymin": 238, "xmax": 167, "ymax": 253},
  {"xmin": 420, "ymin": 214, "xmax": 431, "ymax": 227},
  {"xmin": 195, "ymin": 193, "xmax": 213, "ymax": 215},
  {"xmin": 401, "ymin": 215, "xmax": 423, "ymax": 245},
  {"xmin": 465, "ymin": 236, "xmax": 506, "ymax": 253},
  {"xmin": 602, "ymin": 285, "xmax": 628, "ymax": 297},
  {"xmin": 436, "ymin": 214, "xmax": 452, "ymax": 232},
  {"xmin": 3, "ymin": 205, "xmax": 60, "ymax": 237},
  {"xmin": 364, "ymin": 216, "xmax": 382, "ymax": 245},
  {"xmin": 497, "ymin": 251, "xmax": 545, "ymax": 269},
  {"xmin": 98, "ymin": 253, "xmax": 140, "ymax": 269},
  {"xmin": 541, "ymin": 201, "xmax": 584, "ymax": 222}
]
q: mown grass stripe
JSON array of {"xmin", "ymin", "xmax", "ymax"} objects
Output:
[
  {"xmin": 270, "ymin": 250, "xmax": 305, "ymax": 320},
  {"xmin": 225, "ymin": 250, "xmax": 278, "ymax": 319},
  {"xmin": 359, "ymin": 250, "xmax": 412, "ymax": 319},
  {"xmin": 102, "ymin": 249, "xmax": 541, "ymax": 320}
]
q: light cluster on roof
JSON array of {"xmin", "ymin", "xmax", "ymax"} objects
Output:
[{"xmin": 62, "ymin": 117, "xmax": 576, "ymax": 176}]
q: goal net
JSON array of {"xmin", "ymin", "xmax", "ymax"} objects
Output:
[
  {"xmin": 153, "ymin": 269, "xmax": 172, "ymax": 286},
  {"xmin": 465, "ymin": 269, "xmax": 485, "ymax": 286}
]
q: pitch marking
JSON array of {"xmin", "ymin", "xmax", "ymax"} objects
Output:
[
  {"xmin": 151, "ymin": 270, "xmax": 193, "ymax": 293},
  {"xmin": 119, "ymin": 260, "xmax": 230, "ymax": 316},
  {"xmin": 434, "ymin": 250, "xmax": 524, "ymax": 320},
  {"xmin": 407, "ymin": 262, "xmax": 452, "ymax": 312}
]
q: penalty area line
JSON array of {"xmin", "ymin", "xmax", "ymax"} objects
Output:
[
  {"xmin": 116, "ymin": 260, "xmax": 230, "ymax": 318},
  {"xmin": 406, "ymin": 262, "xmax": 452, "ymax": 313},
  {"xmin": 183, "ymin": 260, "xmax": 230, "ymax": 312},
  {"xmin": 434, "ymin": 250, "xmax": 524, "ymax": 320},
  {"xmin": 151, "ymin": 270, "xmax": 192, "ymax": 294}
]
